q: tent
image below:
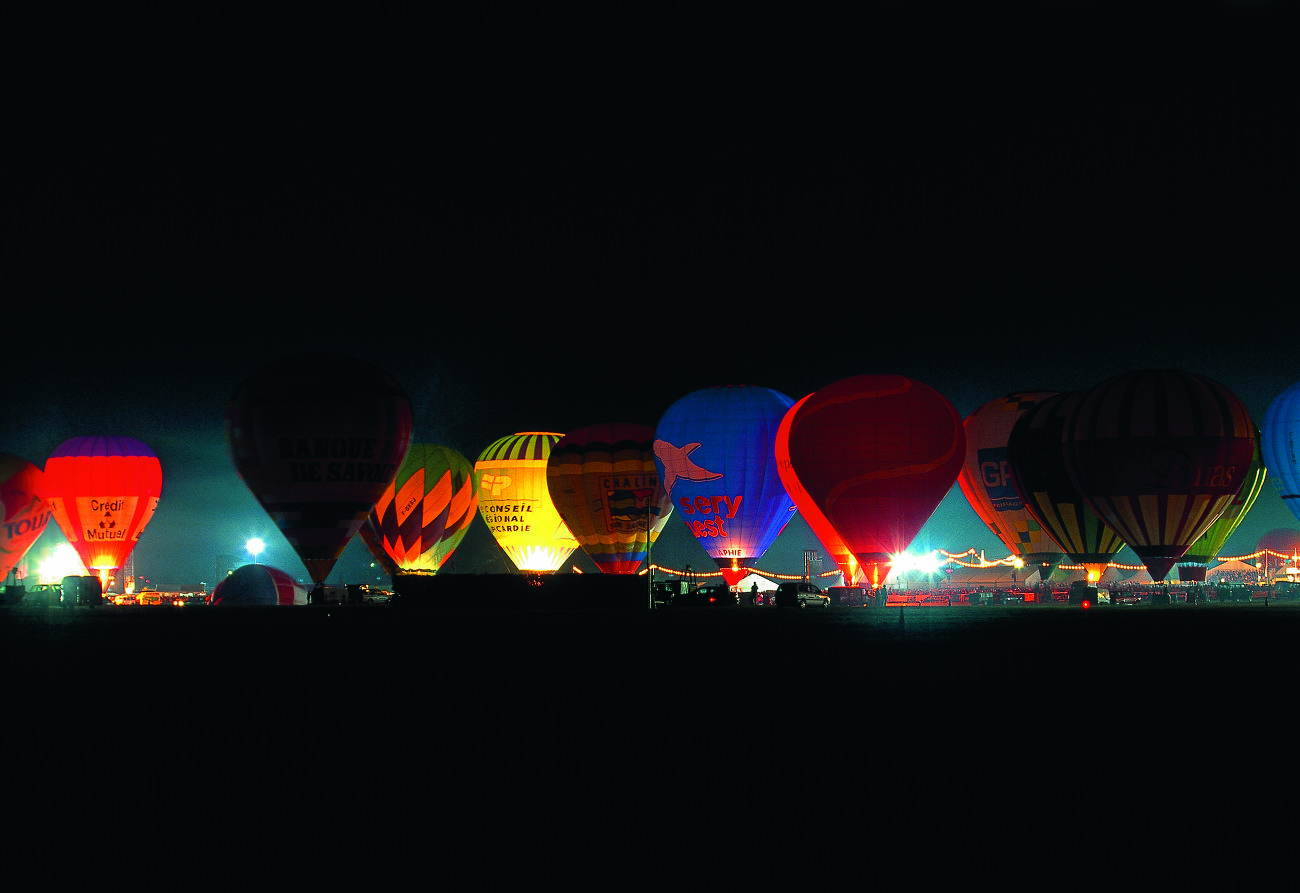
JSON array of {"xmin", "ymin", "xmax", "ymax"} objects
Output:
[
  {"xmin": 732, "ymin": 572, "xmax": 778, "ymax": 593},
  {"xmin": 1207, "ymin": 558, "xmax": 1259, "ymax": 580}
]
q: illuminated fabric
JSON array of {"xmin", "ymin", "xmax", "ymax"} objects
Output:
[
  {"xmin": 655, "ymin": 385, "xmax": 796, "ymax": 586},
  {"xmin": 42, "ymin": 436, "xmax": 162, "ymax": 579},
  {"xmin": 778, "ymin": 375, "xmax": 964, "ymax": 588},
  {"xmin": 957, "ymin": 392, "xmax": 1065, "ymax": 580},
  {"xmin": 547, "ymin": 423, "xmax": 669, "ymax": 575}
]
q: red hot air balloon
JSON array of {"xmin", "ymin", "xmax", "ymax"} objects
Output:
[
  {"xmin": 776, "ymin": 395, "xmax": 860, "ymax": 585},
  {"xmin": 1061, "ymin": 369, "xmax": 1257, "ymax": 583},
  {"xmin": 777, "ymin": 374, "xmax": 965, "ymax": 588},
  {"xmin": 1, "ymin": 453, "xmax": 52, "ymax": 583},
  {"xmin": 42, "ymin": 436, "xmax": 163, "ymax": 589},
  {"xmin": 1006, "ymin": 391, "xmax": 1127, "ymax": 584},
  {"xmin": 547, "ymin": 423, "xmax": 670, "ymax": 575},
  {"xmin": 368, "ymin": 443, "xmax": 477, "ymax": 575},
  {"xmin": 957, "ymin": 393, "xmax": 1066, "ymax": 583},
  {"xmin": 225, "ymin": 354, "xmax": 413, "ymax": 585}
]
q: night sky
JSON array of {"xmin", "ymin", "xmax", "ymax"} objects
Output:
[{"xmin": 9, "ymin": 7, "xmax": 1295, "ymax": 586}]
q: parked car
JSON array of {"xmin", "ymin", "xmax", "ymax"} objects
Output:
[
  {"xmin": 672, "ymin": 584, "xmax": 737, "ymax": 607},
  {"xmin": 652, "ymin": 581, "xmax": 686, "ymax": 608},
  {"xmin": 774, "ymin": 581, "xmax": 829, "ymax": 608}
]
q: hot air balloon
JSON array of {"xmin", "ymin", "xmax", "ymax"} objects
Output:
[
  {"xmin": 475, "ymin": 432, "xmax": 578, "ymax": 573},
  {"xmin": 1262, "ymin": 380, "xmax": 1300, "ymax": 526},
  {"xmin": 1061, "ymin": 369, "xmax": 1257, "ymax": 583},
  {"xmin": 776, "ymin": 375, "xmax": 964, "ymax": 588},
  {"xmin": 957, "ymin": 393, "xmax": 1066, "ymax": 584},
  {"xmin": 1177, "ymin": 427, "xmax": 1267, "ymax": 582},
  {"xmin": 369, "ymin": 443, "xmax": 477, "ymax": 575},
  {"xmin": 1, "ymin": 453, "xmax": 52, "ymax": 583},
  {"xmin": 1006, "ymin": 392, "xmax": 1127, "ymax": 584},
  {"xmin": 225, "ymin": 353, "xmax": 413, "ymax": 585},
  {"xmin": 211, "ymin": 563, "xmax": 308, "ymax": 605},
  {"xmin": 775, "ymin": 395, "xmax": 860, "ymax": 585},
  {"xmin": 546, "ymin": 423, "xmax": 670, "ymax": 575},
  {"xmin": 42, "ymin": 436, "xmax": 163, "ymax": 590},
  {"xmin": 654, "ymin": 385, "xmax": 796, "ymax": 586}
]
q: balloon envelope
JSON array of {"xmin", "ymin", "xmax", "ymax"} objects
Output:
[
  {"xmin": 1062, "ymin": 369, "xmax": 1257, "ymax": 582},
  {"xmin": 476, "ymin": 432, "xmax": 578, "ymax": 573},
  {"xmin": 1262, "ymin": 380, "xmax": 1300, "ymax": 527},
  {"xmin": 0, "ymin": 453, "xmax": 53, "ymax": 581},
  {"xmin": 42, "ymin": 436, "xmax": 162, "ymax": 582},
  {"xmin": 776, "ymin": 395, "xmax": 860, "ymax": 584},
  {"xmin": 225, "ymin": 354, "xmax": 413, "ymax": 584},
  {"xmin": 211, "ymin": 563, "xmax": 307, "ymax": 606},
  {"xmin": 1177, "ymin": 428, "xmax": 1267, "ymax": 581},
  {"xmin": 957, "ymin": 392, "xmax": 1066, "ymax": 582},
  {"xmin": 654, "ymin": 385, "xmax": 796, "ymax": 586},
  {"xmin": 1006, "ymin": 392, "xmax": 1127, "ymax": 583},
  {"xmin": 369, "ymin": 443, "xmax": 477, "ymax": 574},
  {"xmin": 777, "ymin": 375, "xmax": 965, "ymax": 587},
  {"xmin": 547, "ymin": 423, "xmax": 669, "ymax": 575}
]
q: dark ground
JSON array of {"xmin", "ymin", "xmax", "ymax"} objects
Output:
[
  {"xmin": 6, "ymin": 597, "xmax": 1293, "ymax": 878},
  {"xmin": 8, "ymin": 597, "xmax": 1294, "ymax": 744}
]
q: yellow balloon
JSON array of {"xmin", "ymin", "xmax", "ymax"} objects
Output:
[{"xmin": 475, "ymin": 432, "xmax": 578, "ymax": 573}]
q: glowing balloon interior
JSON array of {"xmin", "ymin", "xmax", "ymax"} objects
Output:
[
  {"xmin": 476, "ymin": 432, "xmax": 578, "ymax": 573},
  {"xmin": 0, "ymin": 453, "xmax": 52, "ymax": 582},
  {"xmin": 654, "ymin": 385, "xmax": 796, "ymax": 586},
  {"xmin": 369, "ymin": 443, "xmax": 477, "ymax": 575},
  {"xmin": 225, "ymin": 354, "xmax": 413, "ymax": 584},
  {"xmin": 42, "ymin": 436, "xmax": 163, "ymax": 587},
  {"xmin": 547, "ymin": 423, "xmax": 669, "ymax": 575},
  {"xmin": 1062, "ymin": 369, "xmax": 1256, "ymax": 582},
  {"xmin": 777, "ymin": 375, "xmax": 964, "ymax": 587}
]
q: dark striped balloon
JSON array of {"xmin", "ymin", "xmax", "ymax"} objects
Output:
[
  {"xmin": 1062, "ymin": 369, "xmax": 1257, "ymax": 582},
  {"xmin": 1006, "ymin": 392, "xmax": 1127, "ymax": 583}
]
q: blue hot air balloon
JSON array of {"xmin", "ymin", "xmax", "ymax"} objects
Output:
[
  {"xmin": 653, "ymin": 385, "xmax": 796, "ymax": 586},
  {"xmin": 1262, "ymin": 380, "xmax": 1300, "ymax": 526}
]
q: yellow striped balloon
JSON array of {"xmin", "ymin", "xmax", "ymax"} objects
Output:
[{"xmin": 475, "ymin": 432, "xmax": 578, "ymax": 573}]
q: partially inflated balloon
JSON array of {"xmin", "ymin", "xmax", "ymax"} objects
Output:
[
  {"xmin": 476, "ymin": 432, "xmax": 578, "ymax": 573},
  {"xmin": 1007, "ymin": 392, "xmax": 1126, "ymax": 583},
  {"xmin": 957, "ymin": 393, "xmax": 1066, "ymax": 582},
  {"xmin": 211, "ymin": 563, "xmax": 308, "ymax": 606},
  {"xmin": 778, "ymin": 375, "xmax": 965, "ymax": 587},
  {"xmin": 1262, "ymin": 380, "xmax": 1300, "ymax": 526},
  {"xmin": 225, "ymin": 354, "xmax": 413, "ymax": 584},
  {"xmin": 43, "ymin": 436, "xmax": 163, "ymax": 586},
  {"xmin": 369, "ymin": 443, "xmax": 477, "ymax": 574},
  {"xmin": 547, "ymin": 423, "xmax": 669, "ymax": 575},
  {"xmin": 1177, "ymin": 427, "xmax": 1266, "ymax": 581},
  {"xmin": 0, "ymin": 453, "xmax": 52, "ymax": 581},
  {"xmin": 1062, "ymin": 369, "xmax": 1256, "ymax": 582},
  {"xmin": 776, "ymin": 395, "xmax": 860, "ymax": 585},
  {"xmin": 654, "ymin": 385, "xmax": 796, "ymax": 586}
]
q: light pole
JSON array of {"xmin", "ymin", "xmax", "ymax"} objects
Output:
[{"xmin": 246, "ymin": 538, "xmax": 265, "ymax": 564}]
